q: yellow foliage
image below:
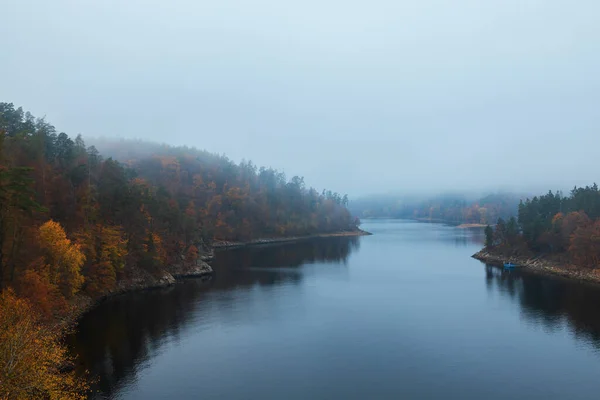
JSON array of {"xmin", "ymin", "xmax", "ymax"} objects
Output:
[
  {"xmin": 38, "ymin": 220, "xmax": 85, "ymax": 299},
  {"xmin": 85, "ymin": 225, "xmax": 127, "ymax": 297},
  {"xmin": 0, "ymin": 290, "xmax": 88, "ymax": 399},
  {"xmin": 98, "ymin": 225, "xmax": 127, "ymax": 273}
]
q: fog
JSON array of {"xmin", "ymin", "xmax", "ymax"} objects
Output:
[{"xmin": 2, "ymin": 0, "xmax": 599, "ymax": 197}]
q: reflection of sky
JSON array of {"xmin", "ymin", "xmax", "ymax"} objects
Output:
[{"xmin": 363, "ymin": 219, "xmax": 484, "ymax": 247}]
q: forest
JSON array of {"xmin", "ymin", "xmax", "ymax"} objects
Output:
[
  {"xmin": 350, "ymin": 192, "xmax": 520, "ymax": 225},
  {"xmin": 484, "ymin": 185, "xmax": 600, "ymax": 269},
  {"xmin": 0, "ymin": 102, "xmax": 357, "ymax": 398}
]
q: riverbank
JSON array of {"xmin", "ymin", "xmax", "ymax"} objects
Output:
[
  {"xmin": 472, "ymin": 249, "xmax": 600, "ymax": 284},
  {"xmin": 213, "ymin": 229, "xmax": 372, "ymax": 249},
  {"xmin": 64, "ymin": 260, "xmax": 214, "ymax": 327},
  {"xmin": 69, "ymin": 230, "xmax": 371, "ymax": 322}
]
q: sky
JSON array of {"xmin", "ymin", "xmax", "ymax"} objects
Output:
[{"xmin": 2, "ymin": 0, "xmax": 600, "ymax": 197}]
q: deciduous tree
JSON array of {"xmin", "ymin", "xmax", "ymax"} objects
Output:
[
  {"xmin": 38, "ymin": 220, "xmax": 85, "ymax": 298},
  {"xmin": 0, "ymin": 290, "xmax": 88, "ymax": 399}
]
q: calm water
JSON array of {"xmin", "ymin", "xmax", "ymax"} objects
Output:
[{"xmin": 71, "ymin": 220, "xmax": 600, "ymax": 399}]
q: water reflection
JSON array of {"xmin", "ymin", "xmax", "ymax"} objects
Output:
[
  {"xmin": 214, "ymin": 236, "xmax": 360, "ymax": 268},
  {"xmin": 457, "ymin": 227, "xmax": 485, "ymax": 246},
  {"xmin": 364, "ymin": 219, "xmax": 484, "ymax": 247},
  {"xmin": 70, "ymin": 221, "xmax": 600, "ymax": 400},
  {"xmin": 451, "ymin": 229, "xmax": 485, "ymax": 247},
  {"xmin": 70, "ymin": 236, "xmax": 360, "ymax": 399},
  {"xmin": 484, "ymin": 265, "xmax": 600, "ymax": 348}
]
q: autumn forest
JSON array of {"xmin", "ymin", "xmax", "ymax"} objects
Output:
[
  {"xmin": 3, "ymin": 100, "xmax": 600, "ymax": 399},
  {"xmin": 0, "ymin": 102, "xmax": 357, "ymax": 398},
  {"xmin": 484, "ymin": 186, "xmax": 600, "ymax": 269}
]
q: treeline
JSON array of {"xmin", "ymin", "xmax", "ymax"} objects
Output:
[
  {"xmin": 485, "ymin": 185, "xmax": 600, "ymax": 268},
  {"xmin": 0, "ymin": 102, "xmax": 356, "ymax": 397},
  {"xmin": 1, "ymin": 101, "xmax": 356, "ymax": 303},
  {"xmin": 351, "ymin": 193, "xmax": 519, "ymax": 225}
]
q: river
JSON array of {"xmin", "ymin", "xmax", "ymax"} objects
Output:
[{"xmin": 71, "ymin": 219, "xmax": 600, "ymax": 399}]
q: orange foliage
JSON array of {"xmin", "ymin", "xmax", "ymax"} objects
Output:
[
  {"xmin": 85, "ymin": 261, "xmax": 116, "ymax": 298},
  {"xmin": 0, "ymin": 103, "xmax": 359, "ymax": 396},
  {"xmin": 143, "ymin": 232, "xmax": 167, "ymax": 266},
  {"xmin": 16, "ymin": 270, "xmax": 68, "ymax": 320},
  {"xmin": 185, "ymin": 245, "xmax": 199, "ymax": 265},
  {"xmin": 562, "ymin": 211, "xmax": 591, "ymax": 238},
  {"xmin": 552, "ymin": 212, "xmax": 564, "ymax": 224},
  {"xmin": 1, "ymin": 102, "xmax": 357, "ymax": 303},
  {"xmin": 569, "ymin": 220, "xmax": 600, "ymax": 268},
  {"xmin": 97, "ymin": 225, "xmax": 127, "ymax": 273},
  {"xmin": 38, "ymin": 220, "xmax": 85, "ymax": 298},
  {"xmin": 0, "ymin": 290, "xmax": 88, "ymax": 399}
]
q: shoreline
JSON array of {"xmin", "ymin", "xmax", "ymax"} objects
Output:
[
  {"xmin": 69, "ymin": 229, "xmax": 372, "ymax": 322},
  {"xmin": 66, "ymin": 261, "xmax": 214, "ymax": 326},
  {"xmin": 402, "ymin": 218, "xmax": 490, "ymax": 228},
  {"xmin": 456, "ymin": 223, "xmax": 488, "ymax": 229},
  {"xmin": 212, "ymin": 229, "xmax": 372, "ymax": 249},
  {"xmin": 472, "ymin": 249, "xmax": 600, "ymax": 285}
]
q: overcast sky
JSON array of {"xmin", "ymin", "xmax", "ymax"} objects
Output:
[{"xmin": 2, "ymin": 0, "xmax": 599, "ymax": 196}]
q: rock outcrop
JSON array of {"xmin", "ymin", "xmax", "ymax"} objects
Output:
[{"xmin": 169, "ymin": 260, "xmax": 213, "ymax": 278}]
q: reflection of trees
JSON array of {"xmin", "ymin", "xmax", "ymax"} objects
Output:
[
  {"xmin": 69, "ymin": 236, "xmax": 360, "ymax": 399},
  {"xmin": 214, "ymin": 236, "xmax": 360, "ymax": 269},
  {"xmin": 453, "ymin": 228, "xmax": 485, "ymax": 247},
  {"xmin": 69, "ymin": 282, "xmax": 208, "ymax": 397},
  {"xmin": 484, "ymin": 265, "xmax": 600, "ymax": 347}
]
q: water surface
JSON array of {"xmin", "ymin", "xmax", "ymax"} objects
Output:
[{"xmin": 72, "ymin": 220, "xmax": 600, "ymax": 399}]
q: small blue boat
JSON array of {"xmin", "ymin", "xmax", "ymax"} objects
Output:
[{"xmin": 503, "ymin": 262, "xmax": 519, "ymax": 268}]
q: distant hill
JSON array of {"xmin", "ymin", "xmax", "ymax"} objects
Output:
[{"xmin": 350, "ymin": 192, "xmax": 523, "ymax": 225}]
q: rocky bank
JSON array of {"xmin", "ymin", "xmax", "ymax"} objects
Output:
[
  {"xmin": 74, "ymin": 230, "xmax": 371, "ymax": 320},
  {"xmin": 472, "ymin": 249, "xmax": 600, "ymax": 284}
]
